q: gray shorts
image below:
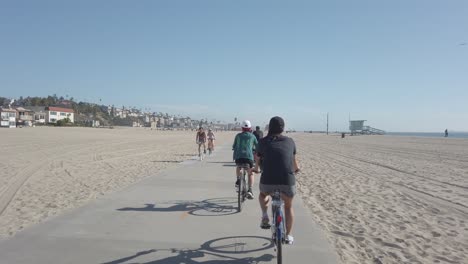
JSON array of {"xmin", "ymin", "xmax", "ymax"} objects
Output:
[{"xmin": 259, "ymin": 184, "xmax": 296, "ymax": 198}]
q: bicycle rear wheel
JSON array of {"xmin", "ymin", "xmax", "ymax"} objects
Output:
[
  {"xmin": 272, "ymin": 207, "xmax": 283, "ymax": 264},
  {"xmin": 276, "ymin": 229, "xmax": 282, "ymax": 264}
]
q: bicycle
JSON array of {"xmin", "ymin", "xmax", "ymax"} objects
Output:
[
  {"xmin": 207, "ymin": 139, "xmax": 214, "ymax": 155},
  {"xmin": 270, "ymin": 189, "xmax": 286, "ymax": 264},
  {"xmin": 236, "ymin": 164, "xmax": 249, "ymax": 212}
]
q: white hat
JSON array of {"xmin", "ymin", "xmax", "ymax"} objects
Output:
[{"xmin": 242, "ymin": 120, "xmax": 251, "ymax": 128}]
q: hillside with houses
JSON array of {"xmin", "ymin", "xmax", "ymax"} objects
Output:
[{"xmin": 0, "ymin": 95, "xmax": 234, "ymax": 130}]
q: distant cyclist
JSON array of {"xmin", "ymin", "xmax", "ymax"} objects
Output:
[
  {"xmin": 253, "ymin": 126, "xmax": 264, "ymax": 141},
  {"xmin": 207, "ymin": 128, "xmax": 216, "ymax": 151},
  {"xmin": 196, "ymin": 127, "xmax": 207, "ymax": 157},
  {"xmin": 232, "ymin": 120, "xmax": 259, "ymax": 199},
  {"xmin": 253, "ymin": 125, "xmax": 264, "ymax": 171},
  {"xmin": 256, "ymin": 116, "xmax": 300, "ymax": 245}
]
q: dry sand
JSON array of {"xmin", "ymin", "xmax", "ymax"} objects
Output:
[
  {"xmin": 2, "ymin": 128, "xmax": 467, "ymax": 264},
  {"xmin": 0, "ymin": 127, "xmax": 235, "ymax": 238},
  {"xmin": 291, "ymin": 133, "xmax": 468, "ymax": 264}
]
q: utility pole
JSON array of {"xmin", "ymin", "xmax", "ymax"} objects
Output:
[{"xmin": 327, "ymin": 112, "xmax": 329, "ymax": 135}]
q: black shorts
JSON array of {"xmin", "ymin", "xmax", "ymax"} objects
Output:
[
  {"xmin": 235, "ymin": 158, "xmax": 254, "ymax": 168},
  {"xmin": 259, "ymin": 184, "xmax": 296, "ymax": 198}
]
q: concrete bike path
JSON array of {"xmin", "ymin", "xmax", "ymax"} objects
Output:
[{"xmin": 0, "ymin": 145, "xmax": 338, "ymax": 264}]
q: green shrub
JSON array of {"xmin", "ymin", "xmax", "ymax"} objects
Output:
[{"xmin": 56, "ymin": 118, "xmax": 72, "ymax": 126}]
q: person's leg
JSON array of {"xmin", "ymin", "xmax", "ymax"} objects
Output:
[
  {"xmin": 259, "ymin": 191, "xmax": 271, "ymax": 228},
  {"xmin": 246, "ymin": 167, "xmax": 255, "ymax": 199},
  {"xmin": 248, "ymin": 172, "xmax": 254, "ymax": 187},
  {"xmin": 235, "ymin": 166, "xmax": 241, "ymax": 186},
  {"xmin": 281, "ymin": 194, "xmax": 294, "ymax": 236},
  {"xmin": 236, "ymin": 166, "xmax": 241, "ymax": 177},
  {"xmin": 248, "ymin": 167, "xmax": 254, "ymax": 187},
  {"xmin": 198, "ymin": 143, "xmax": 201, "ymax": 156},
  {"xmin": 259, "ymin": 192, "xmax": 270, "ymax": 215},
  {"xmin": 203, "ymin": 142, "xmax": 206, "ymax": 153}
]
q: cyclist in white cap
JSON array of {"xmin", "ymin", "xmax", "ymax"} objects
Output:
[{"xmin": 232, "ymin": 120, "xmax": 259, "ymax": 199}]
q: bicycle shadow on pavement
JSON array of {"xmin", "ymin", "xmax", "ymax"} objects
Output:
[
  {"xmin": 117, "ymin": 197, "xmax": 238, "ymax": 216},
  {"xmin": 101, "ymin": 236, "xmax": 275, "ymax": 264}
]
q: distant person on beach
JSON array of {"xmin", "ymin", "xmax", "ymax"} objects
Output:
[
  {"xmin": 207, "ymin": 128, "xmax": 216, "ymax": 151},
  {"xmin": 445, "ymin": 129, "xmax": 448, "ymax": 137},
  {"xmin": 232, "ymin": 120, "xmax": 259, "ymax": 199},
  {"xmin": 256, "ymin": 116, "xmax": 300, "ymax": 245},
  {"xmin": 196, "ymin": 127, "xmax": 207, "ymax": 157}
]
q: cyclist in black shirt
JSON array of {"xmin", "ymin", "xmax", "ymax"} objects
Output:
[
  {"xmin": 255, "ymin": 116, "xmax": 300, "ymax": 245},
  {"xmin": 253, "ymin": 126, "xmax": 264, "ymax": 173},
  {"xmin": 253, "ymin": 126, "xmax": 263, "ymax": 141}
]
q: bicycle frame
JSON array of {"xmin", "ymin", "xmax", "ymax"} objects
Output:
[{"xmin": 271, "ymin": 190, "xmax": 285, "ymax": 264}]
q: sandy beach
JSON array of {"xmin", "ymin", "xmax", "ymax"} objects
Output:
[
  {"xmin": 291, "ymin": 133, "xmax": 468, "ymax": 264},
  {"xmin": 1, "ymin": 128, "xmax": 467, "ymax": 264},
  {"xmin": 0, "ymin": 127, "xmax": 235, "ymax": 238}
]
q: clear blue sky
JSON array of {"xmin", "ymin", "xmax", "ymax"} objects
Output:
[{"xmin": 1, "ymin": 0, "xmax": 467, "ymax": 132}]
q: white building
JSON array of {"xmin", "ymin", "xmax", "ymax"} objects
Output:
[
  {"xmin": 0, "ymin": 108, "xmax": 16, "ymax": 128},
  {"xmin": 46, "ymin": 107, "xmax": 74, "ymax": 123}
]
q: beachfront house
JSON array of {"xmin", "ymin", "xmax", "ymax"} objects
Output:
[
  {"xmin": 0, "ymin": 108, "xmax": 17, "ymax": 128},
  {"xmin": 46, "ymin": 106, "xmax": 74, "ymax": 124},
  {"xmin": 27, "ymin": 106, "xmax": 47, "ymax": 124},
  {"xmin": 15, "ymin": 107, "xmax": 34, "ymax": 127}
]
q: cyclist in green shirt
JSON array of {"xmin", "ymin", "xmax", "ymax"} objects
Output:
[{"xmin": 232, "ymin": 120, "xmax": 259, "ymax": 199}]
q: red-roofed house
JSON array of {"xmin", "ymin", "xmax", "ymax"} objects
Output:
[{"xmin": 46, "ymin": 107, "xmax": 74, "ymax": 123}]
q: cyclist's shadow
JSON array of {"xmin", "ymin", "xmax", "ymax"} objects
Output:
[
  {"xmin": 117, "ymin": 197, "xmax": 238, "ymax": 216},
  {"xmin": 102, "ymin": 236, "xmax": 275, "ymax": 264},
  {"xmin": 106, "ymin": 250, "xmax": 274, "ymax": 264}
]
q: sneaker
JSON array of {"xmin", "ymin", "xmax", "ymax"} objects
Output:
[
  {"xmin": 285, "ymin": 235, "xmax": 294, "ymax": 245},
  {"xmin": 260, "ymin": 217, "xmax": 271, "ymax": 229},
  {"xmin": 247, "ymin": 189, "xmax": 254, "ymax": 199}
]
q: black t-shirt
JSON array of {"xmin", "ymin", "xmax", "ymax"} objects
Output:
[
  {"xmin": 257, "ymin": 135, "xmax": 296, "ymax": 186},
  {"xmin": 253, "ymin": 130, "xmax": 263, "ymax": 141}
]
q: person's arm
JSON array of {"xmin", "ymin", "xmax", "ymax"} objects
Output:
[
  {"xmin": 196, "ymin": 132, "xmax": 199, "ymax": 143},
  {"xmin": 232, "ymin": 135, "xmax": 238, "ymax": 150},
  {"xmin": 293, "ymin": 155, "xmax": 300, "ymax": 173},
  {"xmin": 255, "ymin": 139, "xmax": 262, "ymax": 167},
  {"xmin": 292, "ymin": 140, "xmax": 300, "ymax": 173}
]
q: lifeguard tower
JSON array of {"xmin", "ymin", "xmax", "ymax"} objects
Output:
[{"xmin": 349, "ymin": 120, "xmax": 385, "ymax": 135}]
